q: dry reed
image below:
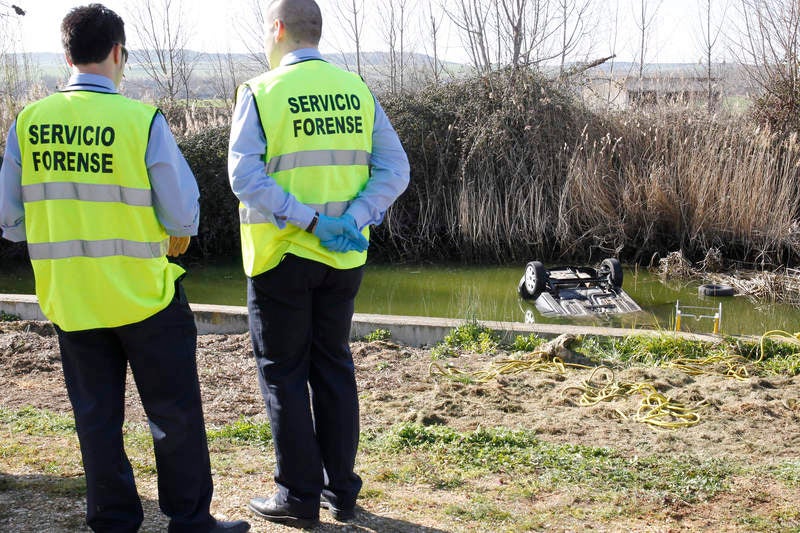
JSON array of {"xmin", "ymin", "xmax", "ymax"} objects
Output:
[{"xmin": 381, "ymin": 70, "xmax": 800, "ymax": 267}]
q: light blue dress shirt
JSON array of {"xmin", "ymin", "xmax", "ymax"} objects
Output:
[
  {"xmin": 228, "ymin": 48, "xmax": 410, "ymax": 232},
  {"xmin": 0, "ymin": 73, "xmax": 200, "ymax": 242}
]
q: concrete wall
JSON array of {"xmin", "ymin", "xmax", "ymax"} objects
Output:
[{"xmin": 1, "ymin": 293, "xmax": 720, "ymax": 347}]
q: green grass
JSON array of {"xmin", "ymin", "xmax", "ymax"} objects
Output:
[
  {"xmin": 0, "ymin": 475, "xmax": 86, "ymax": 498},
  {"xmin": 0, "ymin": 406, "xmax": 75, "ymax": 435},
  {"xmin": 571, "ymin": 334, "xmax": 800, "ymax": 376},
  {"xmin": 431, "ymin": 321, "xmax": 500, "ymax": 358},
  {"xmin": 376, "ymin": 424, "xmax": 733, "ymax": 503},
  {"xmin": 0, "ymin": 310, "xmax": 21, "ymax": 322},
  {"xmin": 362, "ymin": 328, "xmax": 392, "ymax": 342},
  {"xmin": 771, "ymin": 460, "xmax": 800, "ymax": 487},
  {"xmin": 509, "ymin": 333, "xmax": 546, "ymax": 352},
  {"xmin": 0, "ymin": 407, "xmax": 723, "ymax": 508},
  {"xmin": 207, "ymin": 417, "xmax": 272, "ymax": 449},
  {"xmin": 574, "ymin": 335, "xmax": 712, "ymax": 366}
]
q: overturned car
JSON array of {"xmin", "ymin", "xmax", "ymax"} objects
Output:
[{"xmin": 518, "ymin": 258, "xmax": 642, "ymax": 317}]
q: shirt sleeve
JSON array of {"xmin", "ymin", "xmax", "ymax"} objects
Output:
[
  {"xmin": 0, "ymin": 121, "xmax": 27, "ymax": 242},
  {"xmin": 227, "ymin": 84, "xmax": 316, "ymax": 230},
  {"xmin": 345, "ymin": 96, "xmax": 410, "ymax": 230},
  {"xmin": 146, "ymin": 113, "xmax": 200, "ymax": 236}
]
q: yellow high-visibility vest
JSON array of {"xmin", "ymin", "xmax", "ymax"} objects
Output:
[
  {"xmin": 17, "ymin": 90, "xmax": 184, "ymax": 331},
  {"xmin": 238, "ymin": 59, "xmax": 375, "ymax": 277}
]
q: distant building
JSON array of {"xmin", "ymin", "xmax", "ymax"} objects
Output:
[{"xmin": 579, "ymin": 62, "xmax": 759, "ymax": 111}]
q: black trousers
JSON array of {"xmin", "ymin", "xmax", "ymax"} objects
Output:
[
  {"xmin": 247, "ymin": 254, "xmax": 363, "ymax": 517},
  {"xmin": 56, "ymin": 282, "xmax": 215, "ymax": 533}
]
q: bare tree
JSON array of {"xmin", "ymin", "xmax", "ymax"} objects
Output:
[
  {"xmin": 605, "ymin": 0, "xmax": 634, "ymax": 105},
  {"xmin": 376, "ymin": 0, "xmax": 416, "ymax": 93},
  {"xmin": 0, "ymin": 1, "xmax": 31, "ymax": 127},
  {"xmin": 496, "ymin": 0, "xmax": 527, "ymax": 68},
  {"xmin": 733, "ymin": 0, "xmax": 800, "ymax": 128},
  {"xmin": 633, "ymin": 0, "xmax": 663, "ymax": 80},
  {"xmin": 425, "ymin": 2, "xmax": 444, "ymax": 83},
  {"xmin": 697, "ymin": 0, "xmax": 730, "ymax": 111},
  {"xmin": 555, "ymin": 0, "xmax": 596, "ymax": 76},
  {"xmin": 236, "ymin": 0, "xmax": 270, "ymax": 71},
  {"xmin": 209, "ymin": 52, "xmax": 243, "ymax": 107},
  {"xmin": 333, "ymin": 0, "xmax": 365, "ymax": 77},
  {"xmin": 445, "ymin": 0, "xmax": 589, "ymax": 74},
  {"xmin": 377, "ymin": 0, "xmax": 398, "ymax": 92},
  {"xmin": 445, "ymin": 0, "xmax": 492, "ymax": 73},
  {"xmin": 127, "ymin": 0, "xmax": 198, "ymax": 107}
]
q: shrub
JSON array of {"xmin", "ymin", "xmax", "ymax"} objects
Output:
[{"xmin": 177, "ymin": 125, "xmax": 241, "ymax": 260}]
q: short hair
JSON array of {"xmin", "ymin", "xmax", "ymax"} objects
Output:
[
  {"xmin": 268, "ymin": 0, "xmax": 322, "ymax": 46},
  {"xmin": 61, "ymin": 3, "xmax": 125, "ymax": 65}
]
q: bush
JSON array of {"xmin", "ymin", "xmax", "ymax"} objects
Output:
[
  {"xmin": 177, "ymin": 125, "xmax": 241, "ymax": 260},
  {"xmin": 379, "ymin": 69, "xmax": 592, "ymax": 263},
  {"xmin": 750, "ymin": 77, "xmax": 800, "ymax": 134}
]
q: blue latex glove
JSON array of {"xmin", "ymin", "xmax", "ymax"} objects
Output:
[
  {"xmin": 321, "ymin": 234, "xmax": 369, "ymax": 253},
  {"xmin": 314, "ymin": 214, "xmax": 368, "ymax": 253}
]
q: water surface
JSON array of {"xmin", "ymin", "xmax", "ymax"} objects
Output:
[{"xmin": 2, "ymin": 261, "xmax": 798, "ymax": 337}]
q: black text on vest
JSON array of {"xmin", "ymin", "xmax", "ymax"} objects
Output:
[
  {"xmin": 287, "ymin": 93, "xmax": 364, "ymax": 138},
  {"xmin": 28, "ymin": 124, "xmax": 116, "ymax": 174}
]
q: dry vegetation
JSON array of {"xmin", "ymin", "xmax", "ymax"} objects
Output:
[
  {"xmin": 657, "ymin": 249, "xmax": 800, "ymax": 305},
  {"xmin": 2, "ymin": 69, "xmax": 800, "ymax": 271},
  {"xmin": 379, "ymin": 71, "xmax": 800, "ymax": 266}
]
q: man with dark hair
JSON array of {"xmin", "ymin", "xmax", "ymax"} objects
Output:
[
  {"xmin": 0, "ymin": 4, "xmax": 249, "ymax": 532},
  {"xmin": 228, "ymin": 0, "xmax": 409, "ymax": 528}
]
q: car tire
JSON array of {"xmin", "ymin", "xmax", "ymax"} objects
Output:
[
  {"xmin": 698, "ymin": 283, "xmax": 735, "ymax": 297},
  {"xmin": 602, "ymin": 258, "xmax": 623, "ymax": 288},
  {"xmin": 518, "ymin": 276, "xmax": 533, "ymax": 299},
  {"xmin": 524, "ymin": 261, "xmax": 547, "ymax": 300}
]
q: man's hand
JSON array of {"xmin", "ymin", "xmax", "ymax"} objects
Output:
[
  {"xmin": 167, "ymin": 236, "xmax": 191, "ymax": 257},
  {"xmin": 313, "ymin": 214, "xmax": 368, "ymax": 253},
  {"xmin": 320, "ymin": 235, "xmax": 369, "ymax": 253}
]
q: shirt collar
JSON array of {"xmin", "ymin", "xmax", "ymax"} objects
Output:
[
  {"xmin": 64, "ymin": 73, "xmax": 118, "ymax": 93},
  {"xmin": 280, "ymin": 48, "xmax": 324, "ymax": 66}
]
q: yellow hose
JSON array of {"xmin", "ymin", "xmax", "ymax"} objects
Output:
[
  {"xmin": 759, "ymin": 330, "xmax": 800, "ymax": 362},
  {"xmin": 562, "ymin": 366, "xmax": 701, "ymax": 429}
]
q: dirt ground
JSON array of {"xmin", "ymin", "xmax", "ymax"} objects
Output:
[{"xmin": 1, "ymin": 320, "xmax": 800, "ymax": 532}]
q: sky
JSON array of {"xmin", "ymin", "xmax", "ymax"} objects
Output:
[{"xmin": 5, "ymin": 0, "xmax": 734, "ymax": 65}]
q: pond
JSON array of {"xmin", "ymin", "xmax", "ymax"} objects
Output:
[{"xmin": 1, "ymin": 260, "xmax": 798, "ymax": 337}]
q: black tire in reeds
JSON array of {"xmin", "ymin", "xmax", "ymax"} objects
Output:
[{"xmin": 698, "ymin": 283, "xmax": 735, "ymax": 297}]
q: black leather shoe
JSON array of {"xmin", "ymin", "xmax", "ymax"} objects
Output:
[
  {"xmin": 248, "ymin": 495, "xmax": 318, "ymax": 528},
  {"xmin": 320, "ymin": 495, "xmax": 355, "ymax": 522},
  {"xmin": 210, "ymin": 519, "xmax": 251, "ymax": 533}
]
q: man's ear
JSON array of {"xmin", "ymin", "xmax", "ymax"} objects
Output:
[
  {"xmin": 65, "ymin": 52, "xmax": 73, "ymax": 67},
  {"xmin": 273, "ymin": 18, "xmax": 285, "ymax": 41}
]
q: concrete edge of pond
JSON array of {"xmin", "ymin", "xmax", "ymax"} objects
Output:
[{"xmin": 1, "ymin": 293, "xmax": 740, "ymax": 347}]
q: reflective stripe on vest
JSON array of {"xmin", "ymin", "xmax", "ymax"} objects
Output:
[
  {"xmin": 266, "ymin": 149, "xmax": 371, "ymax": 174},
  {"xmin": 21, "ymin": 182, "xmax": 152, "ymax": 206},
  {"xmin": 16, "ymin": 90, "xmax": 183, "ymax": 331},
  {"xmin": 27, "ymin": 238, "xmax": 168, "ymax": 260},
  {"xmin": 239, "ymin": 201, "xmax": 351, "ymax": 225},
  {"xmin": 239, "ymin": 60, "xmax": 375, "ymax": 276}
]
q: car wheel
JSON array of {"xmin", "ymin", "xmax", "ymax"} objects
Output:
[
  {"xmin": 524, "ymin": 261, "xmax": 547, "ymax": 299},
  {"xmin": 602, "ymin": 258, "xmax": 623, "ymax": 288}
]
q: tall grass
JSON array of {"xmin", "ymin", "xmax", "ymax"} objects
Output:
[
  {"xmin": 380, "ymin": 70, "xmax": 800, "ymax": 266},
  {"xmin": 563, "ymin": 112, "xmax": 800, "ymax": 265}
]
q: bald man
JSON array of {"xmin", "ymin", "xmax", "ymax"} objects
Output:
[{"xmin": 227, "ymin": 0, "xmax": 409, "ymax": 528}]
